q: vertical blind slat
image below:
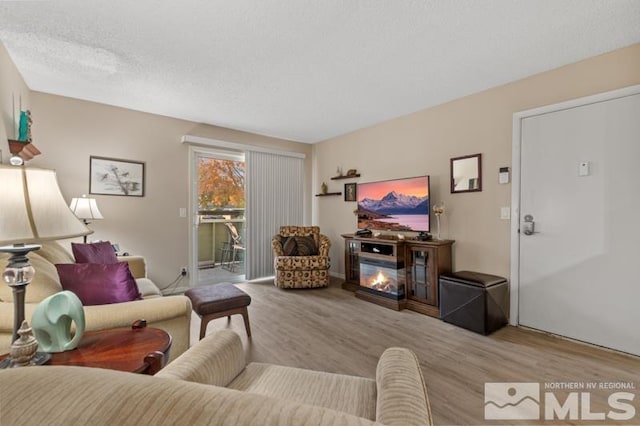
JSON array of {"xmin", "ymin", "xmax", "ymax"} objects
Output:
[{"xmin": 245, "ymin": 151, "xmax": 303, "ymax": 279}]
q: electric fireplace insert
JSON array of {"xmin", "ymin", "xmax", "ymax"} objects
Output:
[{"xmin": 359, "ymin": 257, "xmax": 405, "ymax": 300}]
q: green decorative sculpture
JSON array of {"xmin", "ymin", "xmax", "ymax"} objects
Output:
[
  {"xmin": 31, "ymin": 291, "xmax": 85, "ymax": 353},
  {"xmin": 17, "ymin": 110, "xmax": 32, "ymax": 142}
]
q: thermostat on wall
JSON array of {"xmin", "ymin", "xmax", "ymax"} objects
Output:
[
  {"xmin": 499, "ymin": 167, "xmax": 510, "ymax": 184},
  {"xmin": 579, "ymin": 161, "xmax": 590, "ymax": 177}
]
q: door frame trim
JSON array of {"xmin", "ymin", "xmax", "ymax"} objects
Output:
[{"xmin": 510, "ymin": 84, "xmax": 640, "ymax": 326}]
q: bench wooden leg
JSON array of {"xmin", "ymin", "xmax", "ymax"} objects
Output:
[
  {"xmin": 199, "ymin": 316, "xmax": 210, "ymax": 340},
  {"xmin": 241, "ymin": 306, "xmax": 251, "ymax": 337},
  {"xmin": 198, "ymin": 306, "xmax": 252, "ymax": 340}
]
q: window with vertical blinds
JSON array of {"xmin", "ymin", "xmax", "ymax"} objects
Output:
[{"xmin": 245, "ymin": 151, "xmax": 304, "ymax": 279}]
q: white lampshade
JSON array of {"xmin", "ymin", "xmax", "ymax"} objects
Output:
[
  {"xmin": 0, "ymin": 165, "xmax": 92, "ymax": 245},
  {"xmin": 69, "ymin": 195, "xmax": 104, "ymax": 221}
]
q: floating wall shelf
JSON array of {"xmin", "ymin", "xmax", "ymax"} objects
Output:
[
  {"xmin": 7, "ymin": 139, "xmax": 41, "ymax": 161},
  {"xmin": 315, "ymin": 192, "xmax": 342, "ymax": 197},
  {"xmin": 331, "ymin": 174, "xmax": 360, "ymax": 180}
]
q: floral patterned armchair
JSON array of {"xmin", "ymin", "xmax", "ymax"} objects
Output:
[{"xmin": 271, "ymin": 226, "xmax": 331, "ymax": 288}]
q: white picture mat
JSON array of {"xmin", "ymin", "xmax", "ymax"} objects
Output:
[{"xmin": 89, "ymin": 156, "xmax": 145, "ymax": 196}]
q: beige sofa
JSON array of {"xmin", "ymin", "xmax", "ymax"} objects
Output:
[
  {"xmin": 0, "ymin": 242, "xmax": 191, "ymax": 361},
  {"xmin": 0, "ymin": 329, "xmax": 433, "ymax": 425}
]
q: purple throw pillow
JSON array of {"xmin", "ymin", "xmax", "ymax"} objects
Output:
[
  {"xmin": 56, "ymin": 263, "xmax": 141, "ymax": 306},
  {"xmin": 72, "ymin": 241, "xmax": 118, "ymax": 264}
]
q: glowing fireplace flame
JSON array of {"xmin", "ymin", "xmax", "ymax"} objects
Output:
[
  {"xmin": 371, "ymin": 271, "xmax": 386, "ymax": 286},
  {"xmin": 359, "ymin": 262, "xmax": 402, "ymax": 298}
]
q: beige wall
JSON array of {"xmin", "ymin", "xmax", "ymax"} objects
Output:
[
  {"xmin": 0, "ymin": 42, "xmax": 30, "ymax": 159},
  {"xmin": 314, "ymin": 43, "xmax": 640, "ymax": 279},
  {"xmin": 1, "ymin": 40, "xmax": 312, "ymax": 287}
]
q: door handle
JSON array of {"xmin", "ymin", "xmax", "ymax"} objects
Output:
[{"xmin": 522, "ymin": 214, "xmax": 535, "ymax": 235}]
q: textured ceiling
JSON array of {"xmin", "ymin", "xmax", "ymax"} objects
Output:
[{"xmin": 1, "ymin": 1, "xmax": 639, "ymax": 143}]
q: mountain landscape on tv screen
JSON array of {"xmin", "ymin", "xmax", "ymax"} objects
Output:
[
  {"xmin": 359, "ymin": 191, "xmax": 428, "ymax": 214},
  {"xmin": 358, "ymin": 191, "xmax": 429, "ymax": 231}
]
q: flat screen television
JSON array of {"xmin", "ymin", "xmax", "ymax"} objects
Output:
[{"xmin": 357, "ymin": 175, "xmax": 430, "ymax": 232}]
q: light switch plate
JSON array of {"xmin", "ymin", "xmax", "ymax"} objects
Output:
[
  {"xmin": 500, "ymin": 207, "xmax": 511, "ymax": 220},
  {"xmin": 499, "ymin": 167, "xmax": 510, "ymax": 184},
  {"xmin": 179, "ymin": 208, "xmax": 187, "ymax": 218}
]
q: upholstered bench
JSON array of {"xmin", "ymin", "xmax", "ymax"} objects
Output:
[{"xmin": 184, "ymin": 284, "xmax": 252, "ymax": 340}]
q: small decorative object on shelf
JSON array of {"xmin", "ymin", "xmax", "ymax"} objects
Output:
[
  {"xmin": 321, "ymin": 182, "xmax": 328, "ymax": 194},
  {"xmin": 18, "ymin": 110, "xmax": 32, "ymax": 142},
  {"xmin": 6, "ymin": 109, "xmax": 40, "ymax": 165},
  {"xmin": 433, "ymin": 201, "xmax": 445, "ymax": 240},
  {"xmin": 331, "ymin": 168, "xmax": 360, "ymax": 180},
  {"xmin": 336, "ymin": 166, "xmax": 343, "ymax": 177}
]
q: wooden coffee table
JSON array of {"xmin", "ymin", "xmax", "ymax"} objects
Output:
[{"xmin": 1, "ymin": 323, "xmax": 171, "ymax": 375}]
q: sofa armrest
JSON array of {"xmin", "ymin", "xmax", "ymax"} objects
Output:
[
  {"xmin": 117, "ymin": 255, "xmax": 147, "ymax": 279},
  {"xmin": 271, "ymin": 236, "xmax": 285, "ymax": 256},
  {"xmin": 157, "ymin": 329, "xmax": 245, "ymax": 387},
  {"xmin": 376, "ymin": 348, "xmax": 433, "ymax": 426},
  {"xmin": 318, "ymin": 234, "xmax": 331, "ymax": 257}
]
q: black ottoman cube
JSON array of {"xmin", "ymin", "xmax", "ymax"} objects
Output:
[{"xmin": 439, "ymin": 271, "xmax": 509, "ymax": 335}]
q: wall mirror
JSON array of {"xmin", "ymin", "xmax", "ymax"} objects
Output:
[{"xmin": 451, "ymin": 153, "xmax": 482, "ymax": 193}]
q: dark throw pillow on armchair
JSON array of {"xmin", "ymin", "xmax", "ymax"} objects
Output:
[
  {"xmin": 72, "ymin": 241, "xmax": 118, "ymax": 264},
  {"xmin": 294, "ymin": 235, "xmax": 318, "ymax": 256},
  {"xmin": 56, "ymin": 262, "xmax": 141, "ymax": 306},
  {"xmin": 279, "ymin": 236, "xmax": 299, "ymax": 256}
]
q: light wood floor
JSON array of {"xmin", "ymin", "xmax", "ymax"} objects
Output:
[{"xmin": 189, "ymin": 277, "xmax": 640, "ymax": 425}]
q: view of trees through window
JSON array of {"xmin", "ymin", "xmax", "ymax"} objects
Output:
[{"xmin": 198, "ymin": 157, "xmax": 245, "ymax": 212}]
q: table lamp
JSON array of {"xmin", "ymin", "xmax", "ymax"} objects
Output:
[
  {"xmin": 69, "ymin": 194, "xmax": 104, "ymax": 243},
  {"xmin": 0, "ymin": 165, "xmax": 91, "ymax": 352}
]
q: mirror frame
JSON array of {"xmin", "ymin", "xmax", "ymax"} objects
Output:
[{"xmin": 450, "ymin": 153, "xmax": 482, "ymax": 193}]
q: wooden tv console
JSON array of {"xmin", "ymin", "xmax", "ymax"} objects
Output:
[{"xmin": 341, "ymin": 234, "xmax": 454, "ymax": 318}]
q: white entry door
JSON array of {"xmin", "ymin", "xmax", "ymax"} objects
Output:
[{"xmin": 516, "ymin": 89, "xmax": 640, "ymax": 356}]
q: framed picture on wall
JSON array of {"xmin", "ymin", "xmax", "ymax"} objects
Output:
[
  {"xmin": 89, "ymin": 156, "xmax": 145, "ymax": 197},
  {"xmin": 344, "ymin": 183, "xmax": 357, "ymax": 202}
]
